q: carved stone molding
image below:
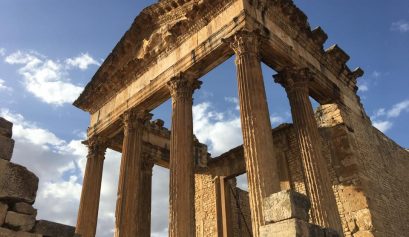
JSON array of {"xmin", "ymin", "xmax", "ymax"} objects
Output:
[
  {"xmin": 166, "ymin": 73, "xmax": 202, "ymax": 100},
  {"xmin": 87, "ymin": 136, "xmax": 108, "ymax": 159},
  {"xmin": 274, "ymin": 67, "xmax": 314, "ymax": 93},
  {"xmin": 224, "ymin": 30, "xmax": 260, "ymax": 59},
  {"xmin": 122, "ymin": 109, "xmax": 153, "ymax": 132}
]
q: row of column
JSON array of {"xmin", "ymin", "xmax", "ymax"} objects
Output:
[{"xmin": 75, "ymin": 30, "xmax": 341, "ymax": 237}]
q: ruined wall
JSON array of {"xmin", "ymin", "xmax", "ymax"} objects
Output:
[
  {"xmin": 195, "ymin": 173, "xmax": 218, "ymax": 236},
  {"xmin": 0, "ymin": 117, "xmax": 75, "ymax": 237},
  {"xmin": 317, "ymin": 104, "xmax": 409, "ymax": 237},
  {"xmin": 229, "ymin": 185, "xmax": 252, "ymax": 237}
]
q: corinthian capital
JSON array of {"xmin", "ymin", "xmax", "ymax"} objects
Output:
[
  {"xmin": 224, "ymin": 30, "xmax": 260, "ymax": 58},
  {"xmin": 87, "ymin": 136, "xmax": 108, "ymax": 159},
  {"xmin": 123, "ymin": 109, "xmax": 153, "ymax": 131},
  {"xmin": 273, "ymin": 67, "xmax": 314, "ymax": 92},
  {"xmin": 167, "ymin": 72, "xmax": 202, "ymax": 99}
]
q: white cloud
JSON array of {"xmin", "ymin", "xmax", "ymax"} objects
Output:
[
  {"xmin": 225, "ymin": 96, "xmax": 240, "ymax": 111},
  {"xmin": 193, "ymin": 102, "xmax": 242, "ymax": 156},
  {"xmin": 0, "ymin": 48, "xmax": 5, "ymax": 57},
  {"xmin": 358, "ymin": 82, "xmax": 369, "ymax": 92},
  {"xmin": 0, "ymin": 79, "xmax": 12, "ymax": 92},
  {"xmin": 371, "ymin": 99, "xmax": 409, "ymax": 133},
  {"xmin": 372, "ymin": 120, "xmax": 393, "ymax": 133},
  {"xmin": 4, "ymin": 50, "xmax": 92, "ymax": 105},
  {"xmin": 391, "ymin": 20, "xmax": 409, "ymax": 33},
  {"xmin": 65, "ymin": 53, "xmax": 100, "ymax": 70},
  {"xmin": 386, "ymin": 99, "xmax": 409, "ymax": 118}
]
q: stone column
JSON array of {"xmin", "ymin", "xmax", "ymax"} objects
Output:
[
  {"xmin": 274, "ymin": 68, "xmax": 341, "ymax": 231},
  {"xmin": 227, "ymin": 30, "xmax": 281, "ymax": 237},
  {"xmin": 167, "ymin": 73, "xmax": 201, "ymax": 237},
  {"xmin": 114, "ymin": 110, "xmax": 152, "ymax": 237},
  {"xmin": 139, "ymin": 153, "xmax": 155, "ymax": 236},
  {"xmin": 75, "ymin": 136, "xmax": 107, "ymax": 237}
]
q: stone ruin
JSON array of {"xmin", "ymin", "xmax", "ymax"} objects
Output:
[
  {"xmin": 1, "ymin": 0, "xmax": 409, "ymax": 237},
  {"xmin": 0, "ymin": 117, "xmax": 75, "ymax": 237},
  {"xmin": 71, "ymin": 0, "xmax": 409, "ymax": 236}
]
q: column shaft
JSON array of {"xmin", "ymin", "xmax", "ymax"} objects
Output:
[
  {"xmin": 167, "ymin": 74, "xmax": 200, "ymax": 237},
  {"xmin": 114, "ymin": 110, "xmax": 151, "ymax": 237},
  {"xmin": 139, "ymin": 154, "xmax": 154, "ymax": 236},
  {"xmin": 75, "ymin": 137, "xmax": 106, "ymax": 237},
  {"xmin": 228, "ymin": 31, "xmax": 281, "ymax": 237},
  {"xmin": 274, "ymin": 68, "xmax": 342, "ymax": 231}
]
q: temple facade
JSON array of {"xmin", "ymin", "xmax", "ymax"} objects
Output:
[{"xmin": 73, "ymin": 0, "xmax": 409, "ymax": 236}]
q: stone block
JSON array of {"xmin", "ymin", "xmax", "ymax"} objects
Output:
[
  {"xmin": 5, "ymin": 211, "xmax": 36, "ymax": 232},
  {"xmin": 355, "ymin": 209, "xmax": 372, "ymax": 231},
  {"xmin": 260, "ymin": 218, "xmax": 325, "ymax": 237},
  {"xmin": 0, "ymin": 136, "xmax": 14, "ymax": 161},
  {"xmin": 13, "ymin": 203, "xmax": 37, "ymax": 216},
  {"xmin": 0, "ymin": 159, "xmax": 38, "ymax": 203},
  {"xmin": 0, "ymin": 117, "xmax": 13, "ymax": 138},
  {"xmin": 263, "ymin": 190, "xmax": 311, "ymax": 223},
  {"xmin": 0, "ymin": 227, "xmax": 42, "ymax": 237},
  {"xmin": 353, "ymin": 231, "xmax": 374, "ymax": 237},
  {"xmin": 0, "ymin": 202, "xmax": 8, "ymax": 225},
  {"xmin": 33, "ymin": 220, "xmax": 75, "ymax": 237}
]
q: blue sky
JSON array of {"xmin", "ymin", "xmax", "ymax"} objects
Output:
[{"xmin": 0, "ymin": 1, "xmax": 408, "ymax": 236}]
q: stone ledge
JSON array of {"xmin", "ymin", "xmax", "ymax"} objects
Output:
[
  {"xmin": 33, "ymin": 220, "xmax": 75, "ymax": 237},
  {"xmin": 263, "ymin": 190, "xmax": 311, "ymax": 223}
]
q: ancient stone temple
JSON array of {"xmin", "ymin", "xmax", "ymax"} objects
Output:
[{"xmin": 73, "ymin": 0, "xmax": 409, "ymax": 236}]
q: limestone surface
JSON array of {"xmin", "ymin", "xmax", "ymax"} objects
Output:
[
  {"xmin": 263, "ymin": 190, "xmax": 311, "ymax": 224},
  {"xmin": 0, "ymin": 136, "xmax": 14, "ymax": 161},
  {"xmin": 0, "ymin": 202, "xmax": 8, "ymax": 226},
  {"xmin": 13, "ymin": 203, "xmax": 37, "ymax": 216},
  {"xmin": 5, "ymin": 211, "xmax": 36, "ymax": 232},
  {"xmin": 0, "ymin": 160, "xmax": 38, "ymax": 204},
  {"xmin": 33, "ymin": 220, "xmax": 75, "ymax": 237}
]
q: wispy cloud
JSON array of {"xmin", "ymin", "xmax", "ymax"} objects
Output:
[
  {"xmin": 0, "ymin": 78, "xmax": 13, "ymax": 92},
  {"xmin": 371, "ymin": 99, "xmax": 409, "ymax": 132},
  {"xmin": 0, "ymin": 48, "xmax": 5, "ymax": 57},
  {"xmin": 391, "ymin": 20, "xmax": 409, "ymax": 33},
  {"xmin": 65, "ymin": 53, "xmax": 100, "ymax": 70},
  {"xmin": 4, "ymin": 50, "xmax": 93, "ymax": 105}
]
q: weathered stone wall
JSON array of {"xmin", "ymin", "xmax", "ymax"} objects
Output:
[
  {"xmin": 0, "ymin": 117, "xmax": 75, "ymax": 237},
  {"xmin": 195, "ymin": 173, "xmax": 218, "ymax": 236},
  {"xmin": 229, "ymin": 186, "xmax": 252, "ymax": 237},
  {"xmin": 316, "ymin": 104, "xmax": 409, "ymax": 237}
]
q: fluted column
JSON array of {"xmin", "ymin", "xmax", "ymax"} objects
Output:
[
  {"xmin": 227, "ymin": 30, "xmax": 281, "ymax": 237},
  {"xmin": 167, "ymin": 73, "xmax": 201, "ymax": 237},
  {"xmin": 274, "ymin": 68, "xmax": 341, "ymax": 231},
  {"xmin": 75, "ymin": 136, "xmax": 107, "ymax": 237},
  {"xmin": 114, "ymin": 110, "xmax": 152, "ymax": 237},
  {"xmin": 139, "ymin": 153, "xmax": 155, "ymax": 236}
]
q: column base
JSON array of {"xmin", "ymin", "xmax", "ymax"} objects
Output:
[{"xmin": 260, "ymin": 190, "xmax": 340, "ymax": 237}]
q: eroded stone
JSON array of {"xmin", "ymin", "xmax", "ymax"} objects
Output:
[
  {"xmin": 5, "ymin": 211, "xmax": 36, "ymax": 232},
  {"xmin": 13, "ymin": 203, "xmax": 37, "ymax": 216},
  {"xmin": 260, "ymin": 218, "xmax": 325, "ymax": 237},
  {"xmin": 263, "ymin": 190, "xmax": 311, "ymax": 223},
  {"xmin": 0, "ymin": 159, "xmax": 38, "ymax": 203},
  {"xmin": 33, "ymin": 220, "xmax": 75, "ymax": 237},
  {"xmin": 0, "ymin": 202, "xmax": 8, "ymax": 226},
  {"xmin": 0, "ymin": 136, "xmax": 14, "ymax": 161},
  {"xmin": 0, "ymin": 117, "xmax": 13, "ymax": 138}
]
